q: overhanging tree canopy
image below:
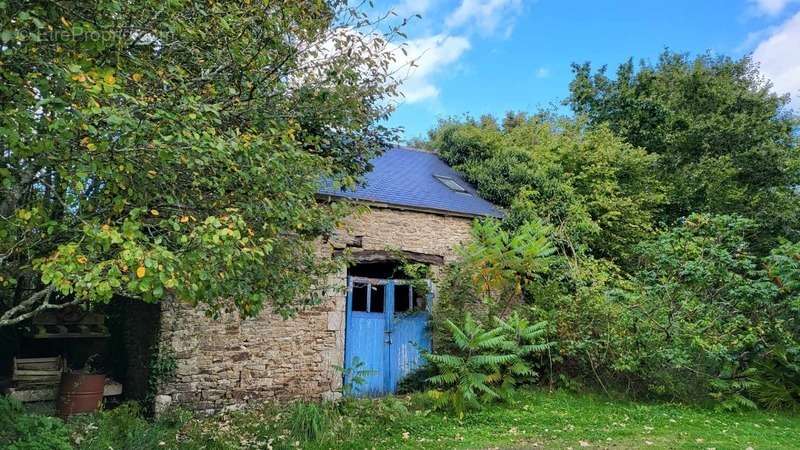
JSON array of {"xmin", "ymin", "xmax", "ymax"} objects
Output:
[{"xmin": 0, "ymin": 0, "xmax": 407, "ymax": 326}]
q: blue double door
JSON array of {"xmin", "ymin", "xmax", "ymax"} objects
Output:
[{"xmin": 343, "ymin": 276, "xmax": 431, "ymax": 396}]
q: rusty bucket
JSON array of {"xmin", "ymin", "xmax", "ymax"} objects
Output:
[{"xmin": 56, "ymin": 373, "xmax": 105, "ymax": 417}]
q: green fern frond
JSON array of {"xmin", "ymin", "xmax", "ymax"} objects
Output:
[
  {"xmin": 519, "ymin": 342, "xmax": 555, "ymax": 354},
  {"xmin": 425, "ymin": 353, "xmax": 464, "ymax": 367},
  {"xmin": 484, "ymin": 371, "xmax": 502, "ymax": 384},
  {"xmin": 428, "ymin": 372, "xmax": 459, "ymax": 385},
  {"xmin": 509, "ymin": 361, "xmax": 533, "ymax": 376},
  {"xmin": 445, "ymin": 319, "xmax": 471, "ymax": 350},
  {"xmin": 471, "ymin": 353, "xmax": 518, "ymax": 367}
]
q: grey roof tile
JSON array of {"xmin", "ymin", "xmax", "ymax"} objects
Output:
[{"xmin": 318, "ymin": 146, "xmax": 504, "ymax": 218}]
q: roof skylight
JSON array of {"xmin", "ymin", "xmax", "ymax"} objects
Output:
[{"xmin": 434, "ymin": 175, "xmax": 469, "ymax": 193}]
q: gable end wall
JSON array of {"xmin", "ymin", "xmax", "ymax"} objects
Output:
[{"xmin": 155, "ymin": 207, "xmax": 473, "ymax": 413}]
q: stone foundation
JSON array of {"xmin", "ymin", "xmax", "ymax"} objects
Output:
[{"xmin": 157, "ymin": 206, "xmax": 473, "ymax": 412}]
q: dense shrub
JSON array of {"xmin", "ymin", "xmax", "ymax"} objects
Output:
[
  {"xmin": 434, "ymin": 213, "xmax": 800, "ymax": 410},
  {"xmin": 425, "ymin": 312, "xmax": 553, "ymax": 416},
  {"xmin": 0, "ymin": 396, "xmax": 72, "ymax": 450},
  {"xmin": 605, "ymin": 215, "xmax": 777, "ymax": 402},
  {"xmin": 434, "ymin": 219, "xmax": 562, "ymax": 332}
]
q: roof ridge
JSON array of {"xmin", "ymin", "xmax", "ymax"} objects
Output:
[{"xmin": 391, "ymin": 145, "xmax": 438, "ymax": 155}]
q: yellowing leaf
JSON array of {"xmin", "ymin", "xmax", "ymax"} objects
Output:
[
  {"xmin": 136, "ymin": 266, "xmax": 146, "ymax": 278},
  {"xmin": 150, "ymin": 209, "xmax": 159, "ymax": 216},
  {"xmin": 60, "ymin": 16, "xmax": 70, "ymax": 27},
  {"xmin": 104, "ymin": 73, "xmax": 116, "ymax": 85},
  {"xmin": 132, "ymin": 73, "xmax": 143, "ymax": 82},
  {"xmin": 179, "ymin": 216, "xmax": 189, "ymax": 223},
  {"xmin": 17, "ymin": 209, "xmax": 32, "ymax": 221},
  {"xmin": 76, "ymin": 256, "xmax": 88, "ymax": 265}
]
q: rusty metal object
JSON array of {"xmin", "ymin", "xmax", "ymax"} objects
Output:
[{"xmin": 56, "ymin": 373, "xmax": 105, "ymax": 417}]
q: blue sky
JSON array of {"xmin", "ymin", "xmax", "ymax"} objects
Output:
[{"xmin": 379, "ymin": 0, "xmax": 800, "ymax": 141}]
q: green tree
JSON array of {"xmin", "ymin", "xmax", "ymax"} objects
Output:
[
  {"xmin": 428, "ymin": 115, "xmax": 665, "ymax": 264},
  {"xmin": 567, "ymin": 51, "xmax": 800, "ymax": 248},
  {"xmin": 608, "ymin": 214, "xmax": 784, "ymax": 404},
  {"xmin": 0, "ymin": 0, "xmax": 405, "ymax": 326}
]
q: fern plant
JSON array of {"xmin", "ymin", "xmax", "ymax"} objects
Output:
[
  {"xmin": 749, "ymin": 347, "xmax": 800, "ymax": 411},
  {"xmin": 425, "ymin": 313, "xmax": 518, "ymax": 417},
  {"xmin": 710, "ymin": 366, "xmax": 760, "ymax": 411},
  {"xmin": 495, "ymin": 312, "xmax": 555, "ymax": 399}
]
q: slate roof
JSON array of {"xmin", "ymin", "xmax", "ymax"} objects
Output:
[{"xmin": 318, "ymin": 146, "xmax": 504, "ymax": 218}]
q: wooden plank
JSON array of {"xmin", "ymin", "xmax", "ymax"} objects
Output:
[
  {"xmin": 31, "ymin": 331, "xmax": 110, "ymax": 339},
  {"xmin": 336, "ymin": 249, "xmax": 444, "ymax": 266},
  {"xmin": 351, "ymin": 276, "xmax": 412, "ymax": 286},
  {"xmin": 14, "ymin": 369, "xmax": 61, "ymax": 376},
  {"xmin": 383, "ymin": 280, "xmax": 395, "ymax": 394},
  {"xmin": 17, "ymin": 362, "xmax": 59, "ymax": 370},
  {"xmin": 13, "ymin": 372, "xmax": 61, "ymax": 379},
  {"xmin": 366, "ymin": 282, "xmax": 372, "ymax": 312},
  {"xmin": 12, "ymin": 356, "xmax": 64, "ymax": 383},
  {"xmin": 15, "ymin": 357, "xmax": 61, "ymax": 363}
]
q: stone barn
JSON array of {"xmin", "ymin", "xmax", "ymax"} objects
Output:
[{"xmin": 153, "ymin": 146, "xmax": 503, "ymax": 413}]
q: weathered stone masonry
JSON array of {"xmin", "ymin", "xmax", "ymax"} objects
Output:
[{"xmin": 156, "ymin": 207, "xmax": 474, "ymax": 412}]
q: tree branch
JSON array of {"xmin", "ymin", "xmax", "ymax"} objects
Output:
[{"xmin": 0, "ymin": 285, "xmax": 82, "ymax": 327}]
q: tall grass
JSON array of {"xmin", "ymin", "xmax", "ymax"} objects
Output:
[{"xmin": 287, "ymin": 401, "xmax": 330, "ymax": 442}]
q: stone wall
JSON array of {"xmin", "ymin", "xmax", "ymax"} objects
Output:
[
  {"xmin": 156, "ymin": 276, "xmax": 345, "ymax": 414},
  {"xmin": 332, "ymin": 207, "xmax": 473, "ymax": 263},
  {"xmin": 156, "ymin": 206, "xmax": 474, "ymax": 413}
]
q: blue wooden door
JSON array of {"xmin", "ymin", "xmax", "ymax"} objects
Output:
[
  {"xmin": 344, "ymin": 277, "xmax": 431, "ymax": 396},
  {"xmin": 388, "ymin": 310, "xmax": 431, "ymax": 391}
]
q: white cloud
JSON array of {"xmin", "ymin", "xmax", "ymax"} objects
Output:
[
  {"xmin": 445, "ymin": 0, "xmax": 523, "ymax": 36},
  {"xmin": 750, "ymin": 0, "xmax": 799, "ymax": 15},
  {"xmin": 393, "ymin": 34, "xmax": 471, "ymax": 103},
  {"xmin": 383, "ymin": 0, "xmax": 526, "ymax": 104},
  {"xmin": 535, "ymin": 67, "xmax": 550, "ymax": 78},
  {"xmin": 752, "ymin": 11, "xmax": 800, "ymax": 108}
]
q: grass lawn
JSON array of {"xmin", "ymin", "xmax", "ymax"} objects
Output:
[{"xmin": 159, "ymin": 389, "xmax": 800, "ymax": 450}]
